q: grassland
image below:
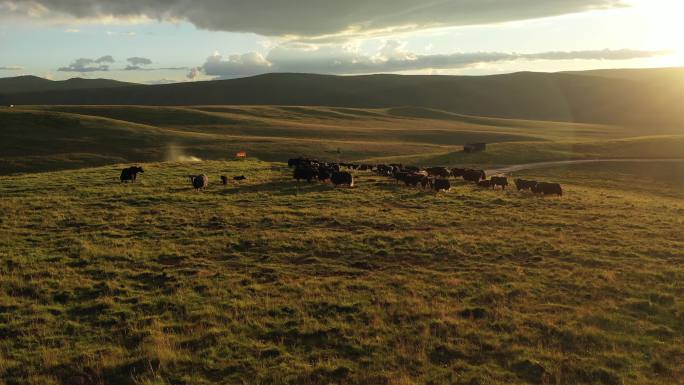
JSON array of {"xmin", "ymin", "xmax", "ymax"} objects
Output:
[
  {"xmin": 2, "ymin": 105, "xmax": 682, "ymax": 175},
  {"xmin": 1, "ymin": 159, "xmax": 682, "ymax": 385}
]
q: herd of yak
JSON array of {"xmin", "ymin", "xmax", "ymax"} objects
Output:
[
  {"xmin": 118, "ymin": 160, "xmax": 563, "ymax": 196},
  {"xmin": 288, "ymin": 157, "xmax": 563, "ymax": 196},
  {"xmin": 119, "ymin": 166, "xmax": 246, "ymax": 191}
]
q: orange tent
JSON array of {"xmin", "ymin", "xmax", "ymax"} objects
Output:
[{"xmin": 235, "ymin": 151, "xmax": 247, "ymax": 158}]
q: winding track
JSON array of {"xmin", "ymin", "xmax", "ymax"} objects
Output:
[{"xmin": 486, "ymin": 158, "xmax": 684, "ymax": 176}]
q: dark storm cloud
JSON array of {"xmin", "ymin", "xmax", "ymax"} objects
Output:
[
  {"xmin": 5, "ymin": 0, "xmax": 627, "ymax": 37},
  {"xmin": 198, "ymin": 45, "xmax": 668, "ymax": 78}
]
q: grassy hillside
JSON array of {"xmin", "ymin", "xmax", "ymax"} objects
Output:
[
  {"xmin": 2, "ymin": 105, "xmax": 682, "ymax": 175},
  {"xmin": 0, "ymin": 159, "xmax": 682, "ymax": 385},
  {"xmin": 565, "ymin": 66, "xmax": 684, "ymax": 84},
  {"xmin": 2, "ymin": 69, "xmax": 684, "ymax": 127}
]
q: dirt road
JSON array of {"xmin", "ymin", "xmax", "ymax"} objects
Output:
[{"xmin": 486, "ymin": 158, "xmax": 684, "ymax": 176}]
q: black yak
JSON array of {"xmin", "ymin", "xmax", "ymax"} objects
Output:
[
  {"xmin": 293, "ymin": 167, "xmax": 317, "ymax": 183},
  {"xmin": 426, "ymin": 167, "xmax": 451, "ymax": 178},
  {"xmin": 120, "ymin": 166, "xmax": 144, "ymax": 183},
  {"xmin": 514, "ymin": 179, "xmax": 537, "ymax": 191},
  {"xmin": 463, "ymin": 169, "xmax": 486, "ymax": 183},
  {"xmin": 189, "ymin": 174, "xmax": 208, "ymax": 190},
  {"xmin": 331, "ymin": 171, "xmax": 354, "ymax": 187},
  {"xmin": 432, "ymin": 178, "xmax": 451, "ymax": 191},
  {"xmin": 404, "ymin": 173, "xmax": 428, "ymax": 187},
  {"xmin": 532, "ymin": 182, "xmax": 563, "ymax": 196},
  {"xmin": 451, "ymin": 168, "xmax": 466, "ymax": 177}
]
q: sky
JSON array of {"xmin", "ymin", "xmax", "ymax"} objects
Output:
[{"xmin": 0, "ymin": 0, "xmax": 683, "ymax": 84}]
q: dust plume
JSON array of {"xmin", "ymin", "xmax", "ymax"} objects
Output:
[{"xmin": 164, "ymin": 144, "xmax": 202, "ymax": 162}]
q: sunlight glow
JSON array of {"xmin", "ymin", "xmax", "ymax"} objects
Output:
[{"xmin": 631, "ymin": 0, "xmax": 684, "ymax": 66}]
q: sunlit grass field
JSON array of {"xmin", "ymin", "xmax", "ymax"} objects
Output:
[{"xmin": 1, "ymin": 159, "xmax": 682, "ymax": 385}]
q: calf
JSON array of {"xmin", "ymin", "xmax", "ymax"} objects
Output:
[
  {"xmin": 478, "ymin": 180, "xmax": 492, "ymax": 188},
  {"xmin": 490, "ymin": 176, "xmax": 508, "ymax": 190},
  {"xmin": 220, "ymin": 175, "xmax": 229, "ymax": 185}
]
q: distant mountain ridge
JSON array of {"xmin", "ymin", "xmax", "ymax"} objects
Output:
[
  {"xmin": 1, "ymin": 68, "xmax": 683, "ymax": 127},
  {"xmin": 0, "ymin": 75, "xmax": 136, "ymax": 94}
]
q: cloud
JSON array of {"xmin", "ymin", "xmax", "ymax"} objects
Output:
[
  {"xmin": 199, "ymin": 42, "xmax": 669, "ymax": 78},
  {"xmin": 202, "ymin": 52, "xmax": 272, "ymax": 78},
  {"xmin": 0, "ymin": 65, "xmax": 24, "ymax": 70},
  {"xmin": 127, "ymin": 57, "xmax": 152, "ymax": 66},
  {"xmin": 3, "ymin": 0, "xmax": 628, "ymax": 38},
  {"xmin": 186, "ymin": 67, "xmax": 202, "ymax": 80},
  {"xmin": 95, "ymin": 55, "xmax": 115, "ymax": 64},
  {"xmin": 57, "ymin": 56, "xmax": 115, "ymax": 72}
]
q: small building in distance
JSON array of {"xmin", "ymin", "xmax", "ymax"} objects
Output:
[{"xmin": 463, "ymin": 142, "xmax": 486, "ymax": 153}]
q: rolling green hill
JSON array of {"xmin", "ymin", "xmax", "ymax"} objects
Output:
[
  {"xmin": 2, "ymin": 68, "xmax": 684, "ymax": 127},
  {"xmin": 2, "ymin": 105, "xmax": 682, "ymax": 175}
]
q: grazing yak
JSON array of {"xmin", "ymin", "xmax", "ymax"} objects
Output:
[
  {"xmin": 233, "ymin": 175, "xmax": 247, "ymax": 181},
  {"xmin": 514, "ymin": 179, "xmax": 538, "ymax": 191},
  {"xmin": 426, "ymin": 167, "xmax": 451, "ymax": 178},
  {"xmin": 293, "ymin": 167, "xmax": 318, "ymax": 183},
  {"xmin": 451, "ymin": 168, "xmax": 466, "ymax": 177},
  {"xmin": 220, "ymin": 176, "xmax": 229, "ymax": 185},
  {"xmin": 288, "ymin": 158, "xmax": 319, "ymax": 168},
  {"xmin": 393, "ymin": 171, "xmax": 410, "ymax": 184},
  {"xmin": 331, "ymin": 171, "xmax": 354, "ymax": 187},
  {"xmin": 376, "ymin": 164, "xmax": 393, "ymax": 176},
  {"xmin": 463, "ymin": 169, "xmax": 486, "ymax": 183},
  {"xmin": 403, "ymin": 173, "xmax": 429, "ymax": 188},
  {"xmin": 120, "ymin": 166, "xmax": 144, "ymax": 183},
  {"xmin": 490, "ymin": 176, "xmax": 508, "ymax": 190},
  {"xmin": 532, "ymin": 182, "xmax": 563, "ymax": 196},
  {"xmin": 317, "ymin": 166, "xmax": 333, "ymax": 182},
  {"xmin": 189, "ymin": 174, "xmax": 209, "ymax": 190},
  {"xmin": 478, "ymin": 180, "xmax": 492, "ymax": 188},
  {"xmin": 432, "ymin": 178, "xmax": 451, "ymax": 192}
]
